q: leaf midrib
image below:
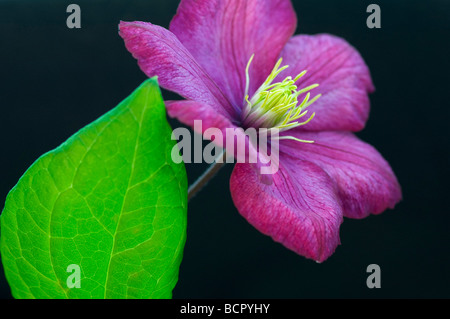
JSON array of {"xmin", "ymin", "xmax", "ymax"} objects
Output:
[{"xmin": 103, "ymin": 91, "xmax": 149, "ymax": 298}]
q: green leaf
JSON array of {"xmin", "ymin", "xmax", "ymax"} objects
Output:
[{"xmin": 0, "ymin": 78, "xmax": 187, "ymax": 299}]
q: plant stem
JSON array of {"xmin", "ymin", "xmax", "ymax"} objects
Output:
[{"xmin": 188, "ymin": 150, "xmax": 227, "ymax": 201}]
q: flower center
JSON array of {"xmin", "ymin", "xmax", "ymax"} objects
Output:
[{"xmin": 241, "ymin": 55, "xmax": 321, "ymax": 143}]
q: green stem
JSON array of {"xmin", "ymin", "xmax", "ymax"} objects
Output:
[{"xmin": 188, "ymin": 150, "xmax": 227, "ymax": 201}]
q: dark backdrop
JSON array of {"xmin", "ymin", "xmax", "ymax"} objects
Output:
[{"xmin": 1, "ymin": 0, "xmax": 449, "ymax": 299}]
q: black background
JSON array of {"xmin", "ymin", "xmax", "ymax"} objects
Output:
[{"xmin": 0, "ymin": 0, "xmax": 449, "ymax": 299}]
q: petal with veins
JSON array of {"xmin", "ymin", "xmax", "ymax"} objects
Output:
[
  {"xmin": 280, "ymin": 131, "xmax": 402, "ymax": 219},
  {"xmin": 230, "ymin": 158, "xmax": 343, "ymax": 262},
  {"xmin": 119, "ymin": 21, "xmax": 236, "ymax": 119},
  {"xmin": 170, "ymin": 0, "xmax": 297, "ymax": 109},
  {"xmin": 280, "ymin": 34, "xmax": 375, "ymax": 132}
]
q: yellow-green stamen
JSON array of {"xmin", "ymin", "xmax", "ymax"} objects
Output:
[{"xmin": 242, "ymin": 54, "xmax": 321, "ymax": 143}]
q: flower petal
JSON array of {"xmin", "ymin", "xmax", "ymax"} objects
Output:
[
  {"xmin": 230, "ymin": 158, "xmax": 343, "ymax": 262},
  {"xmin": 279, "ymin": 34, "xmax": 375, "ymax": 132},
  {"xmin": 170, "ymin": 0, "xmax": 297, "ymax": 110},
  {"xmin": 280, "ymin": 131, "xmax": 402, "ymax": 219},
  {"xmin": 119, "ymin": 21, "xmax": 236, "ymax": 118}
]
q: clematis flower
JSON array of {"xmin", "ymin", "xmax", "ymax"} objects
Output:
[{"xmin": 119, "ymin": 0, "xmax": 402, "ymax": 262}]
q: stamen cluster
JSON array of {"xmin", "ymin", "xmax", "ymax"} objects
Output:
[{"xmin": 242, "ymin": 55, "xmax": 321, "ymax": 143}]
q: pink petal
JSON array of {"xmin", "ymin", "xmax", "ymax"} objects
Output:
[
  {"xmin": 230, "ymin": 158, "xmax": 343, "ymax": 262},
  {"xmin": 280, "ymin": 131, "xmax": 402, "ymax": 219},
  {"xmin": 170, "ymin": 0, "xmax": 297, "ymax": 110},
  {"xmin": 280, "ymin": 34, "xmax": 375, "ymax": 132},
  {"xmin": 167, "ymin": 100, "xmax": 273, "ymax": 184},
  {"xmin": 119, "ymin": 21, "xmax": 236, "ymax": 119}
]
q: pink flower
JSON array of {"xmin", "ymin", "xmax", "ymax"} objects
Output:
[{"xmin": 119, "ymin": 0, "xmax": 402, "ymax": 262}]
